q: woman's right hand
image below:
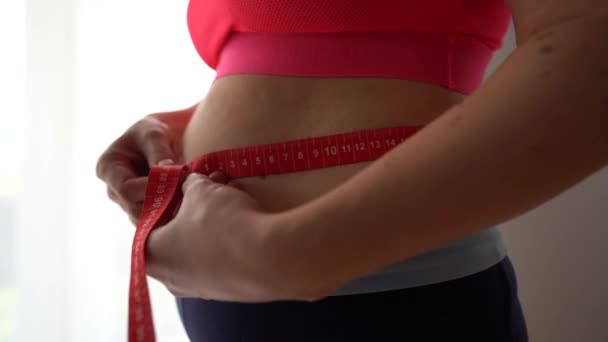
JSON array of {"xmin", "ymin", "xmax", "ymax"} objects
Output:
[{"xmin": 96, "ymin": 104, "xmax": 196, "ymax": 224}]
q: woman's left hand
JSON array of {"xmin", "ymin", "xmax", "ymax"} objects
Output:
[{"xmin": 145, "ymin": 172, "xmax": 282, "ymax": 302}]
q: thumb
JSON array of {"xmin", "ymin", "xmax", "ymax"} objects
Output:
[
  {"xmin": 136, "ymin": 125, "xmax": 178, "ymax": 167},
  {"xmin": 181, "ymin": 173, "xmax": 220, "ymax": 197},
  {"xmin": 178, "ymin": 173, "xmax": 224, "ymax": 214},
  {"xmin": 144, "ymin": 135, "xmax": 177, "ymax": 167}
]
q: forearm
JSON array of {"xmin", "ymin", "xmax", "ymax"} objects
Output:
[{"xmin": 268, "ymin": 13, "xmax": 608, "ymax": 298}]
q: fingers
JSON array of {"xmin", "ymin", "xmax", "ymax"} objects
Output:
[
  {"xmin": 103, "ymin": 171, "xmax": 147, "ymax": 203},
  {"xmin": 182, "ymin": 173, "xmax": 219, "ymax": 197},
  {"xmin": 98, "ymin": 158, "xmax": 137, "ymax": 202},
  {"xmin": 206, "ymin": 171, "xmax": 244, "ymax": 190},
  {"xmin": 134, "ymin": 118, "xmax": 178, "ymax": 167},
  {"xmin": 119, "ymin": 177, "xmax": 148, "ymax": 203},
  {"xmin": 105, "ymin": 175, "xmax": 147, "ymax": 221},
  {"xmin": 107, "ymin": 187, "xmax": 119, "ymax": 202},
  {"xmin": 96, "ymin": 153, "xmax": 137, "ymax": 186},
  {"xmin": 227, "ymin": 182, "xmax": 244, "ymax": 191},
  {"xmin": 182, "ymin": 172, "xmax": 244, "ymax": 197},
  {"xmin": 179, "ymin": 174, "xmax": 227, "ymax": 215},
  {"xmin": 97, "ymin": 116, "xmax": 181, "ymax": 222},
  {"xmin": 110, "ymin": 195, "xmax": 143, "ymax": 225},
  {"xmin": 128, "ymin": 210, "xmax": 141, "ymax": 226},
  {"xmin": 209, "ymin": 171, "xmax": 228, "ymax": 184},
  {"xmin": 126, "ymin": 201, "xmax": 144, "ymax": 223}
]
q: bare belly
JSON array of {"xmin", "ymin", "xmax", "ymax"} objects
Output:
[{"xmin": 183, "ymin": 75, "xmax": 464, "ymax": 212}]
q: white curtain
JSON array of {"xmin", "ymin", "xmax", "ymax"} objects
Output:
[
  {"xmin": 2, "ymin": 0, "xmax": 214, "ymax": 341},
  {"xmin": 0, "ymin": 1, "xmax": 27, "ymax": 341}
]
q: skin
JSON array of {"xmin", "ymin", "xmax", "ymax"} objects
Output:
[
  {"xmin": 97, "ymin": 105, "xmax": 194, "ymax": 223},
  {"xmin": 98, "ymin": 0, "xmax": 608, "ymax": 302}
]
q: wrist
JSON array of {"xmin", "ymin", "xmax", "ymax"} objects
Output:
[{"xmin": 261, "ymin": 209, "xmax": 343, "ymax": 301}]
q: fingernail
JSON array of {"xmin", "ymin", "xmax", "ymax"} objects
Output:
[
  {"xmin": 182, "ymin": 173, "xmax": 205, "ymax": 190},
  {"xmin": 186, "ymin": 172, "xmax": 201, "ymax": 179},
  {"xmin": 157, "ymin": 159, "xmax": 175, "ymax": 166},
  {"xmin": 209, "ymin": 171, "xmax": 228, "ymax": 184}
]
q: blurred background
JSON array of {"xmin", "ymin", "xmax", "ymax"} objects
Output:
[{"xmin": 0, "ymin": 0, "xmax": 606, "ymax": 341}]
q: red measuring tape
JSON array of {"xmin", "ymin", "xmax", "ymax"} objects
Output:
[{"xmin": 128, "ymin": 126, "xmax": 420, "ymax": 341}]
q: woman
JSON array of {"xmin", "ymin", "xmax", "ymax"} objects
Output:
[{"xmin": 97, "ymin": 0, "xmax": 608, "ymax": 341}]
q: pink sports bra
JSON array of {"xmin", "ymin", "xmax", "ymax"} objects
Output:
[{"xmin": 187, "ymin": 0, "xmax": 512, "ymax": 94}]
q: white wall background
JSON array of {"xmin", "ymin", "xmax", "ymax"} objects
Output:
[
  {"xmin": 487, "ymin": 26, "xmax": 608, "ymax": 342},
  {"xmin": 71, "ymin": 0, "xmax": 213, "ymax": 341},
  {"xmin": 8, "ymin": 1, "xmax": 211, "ymax": 341},
  {"xmin": 1, "ymin": 2, "xmax": 606, "ymax": 341}
]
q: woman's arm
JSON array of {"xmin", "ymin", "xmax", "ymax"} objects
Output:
[{"xmin": 266, "ymin": 3, "xmax": 608, "ymax": 299}]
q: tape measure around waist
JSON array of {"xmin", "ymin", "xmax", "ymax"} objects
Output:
[{"xmin": 128, "ymin": 125, "xmax": 421, "ymax": 341}]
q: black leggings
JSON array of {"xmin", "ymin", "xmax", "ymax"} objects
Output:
[{"xmin": 176, "ymin": 257, "xmax": 528, "ymax": 341}]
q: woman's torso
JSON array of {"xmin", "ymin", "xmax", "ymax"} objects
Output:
[
  {"xmin": 183, "ymin": 76, "xmax": 463, "ymax": 212},
  {"xmin": 180, "ymin": 0, "xmax": 511, "ymax": 294},
  {"xmin": 183, "ymin": 76, "xmax": 506, "ymax": 295},
  {"xmin": 183, "ymin": 0, "xmax": 512, "ymax": 211}
]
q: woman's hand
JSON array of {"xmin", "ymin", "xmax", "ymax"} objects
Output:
[
  {"xmin": 145, "ymin": 172, "xmax": 285, "ymax": 302},
  {"xmin": 96, "ymin": 106, "xmax": 195, "ymax": 224}
]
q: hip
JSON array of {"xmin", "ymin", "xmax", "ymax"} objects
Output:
[
  {"xmin": 176, "ymin": 255, "xmax": 528, "ymax": 342},
  {"xmin": 183, "ymin": 75, "xmax": 464, "ymax": 212}
]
